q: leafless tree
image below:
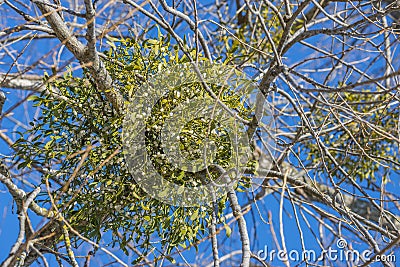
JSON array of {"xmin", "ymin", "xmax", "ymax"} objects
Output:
[{"xmin": 0, "ymin": 0, "xmax": 399, "ymax": 266}]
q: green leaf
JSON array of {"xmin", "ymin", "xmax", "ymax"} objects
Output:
[
  {"xmin": 141, "ymin": 202, "xmax": 150, "ymax": 211},
  {"xmin": 165, "ymin": 255, "xmax": 176, "ymax": 264},
  {"xmin": 177, "ymin": 185, "xmax": 185, "ymax": 194},
  {"xmin": 190, "ymin": 210, "xmax": 199, "ymax": 221},
  {"xmin": 27, "ymin": 95, "xmax": 39, "ymax": 101},
  {"xmin": 224, "ymin": 223, "xmax": 232, "ymax": 237}
]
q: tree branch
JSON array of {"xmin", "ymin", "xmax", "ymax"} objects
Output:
[
  {"xmin": 228, "ymin": 189, "xmax": 251, "ymax": 267},
  {"xmin": 0, "ymin": 74, "xmax": 45, "ymax": 91},
  {"xmin": 32, "ymin": 0, "xmax": 124, "ymax": 112}
]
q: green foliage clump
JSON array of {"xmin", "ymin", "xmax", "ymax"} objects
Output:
[
  {"xmin": 305, "ymin": 90, "xmax": 399, "ymax": 183},
  {"xmin": 13, "ymin": 34, "xmax": 256, "ymax": 261},
  {"xmin": 216, "ymin": 4, "xmax": 284, "ymax": 66}
]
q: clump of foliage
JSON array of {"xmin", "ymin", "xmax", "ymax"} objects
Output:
[
  {"xmin": 13, "ymin": 34, "xmax": 257, "ymax": 262},
  {"xmin": 305, "ymin": 90, "xmax": 399, "ymax": 183},
  {"xmin": 216, "ymin": 4, "xmax": 284, "ymax": 68}
]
